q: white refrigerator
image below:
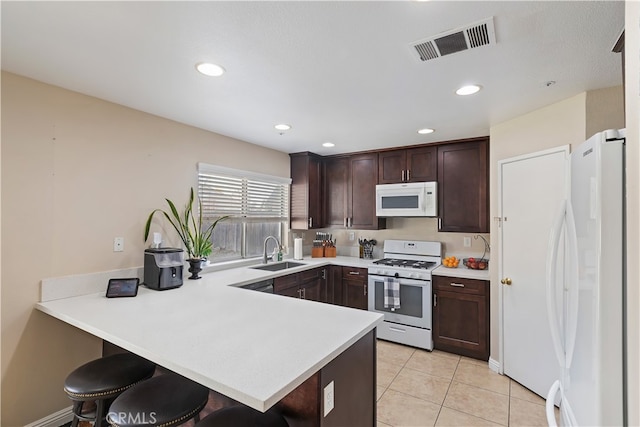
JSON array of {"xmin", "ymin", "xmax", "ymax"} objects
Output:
[{"xmin": 545, "ymin": 129, "xmax": 626, "ymax": 426}]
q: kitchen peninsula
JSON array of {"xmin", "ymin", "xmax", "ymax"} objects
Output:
[{"xmin": 36, "ymin": 259, "xmax": 383, "ymax": 426}]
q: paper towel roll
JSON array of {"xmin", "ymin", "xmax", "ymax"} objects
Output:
[{"xmin": 294, "ymin": 238, "xmax": 303, "ymax": 260}]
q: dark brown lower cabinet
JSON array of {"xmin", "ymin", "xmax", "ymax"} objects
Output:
[
  {"xmin": 432, "ymin": 275, "xmax": 489, "ymax": 360},
  {"xmin": 342, "ymin": 266, "xmax": 368, "ymax": 310},
  {"xmin": 274, "ymin": 267, "xmax": 325, "ymax": 302}
]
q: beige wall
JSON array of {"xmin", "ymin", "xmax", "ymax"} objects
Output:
[
  {"xmin": 0, "ymin": 72, "xmax": 290, "ymax": 426},
  {"xmin": 624, "ymin": 1, "xmax": 640, "ymax": 424}
]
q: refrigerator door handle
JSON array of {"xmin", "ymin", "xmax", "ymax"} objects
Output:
[
  {"xmin": 564, "ymin": 199, "xmax": 580, "ymax": 370},
  {"xmin": 546, "ymin": 380, "xmax": 562, "ymax": 427},
  {"xmin": 546, "ymin": 199, "xmax": 566, "ymax": 368}
]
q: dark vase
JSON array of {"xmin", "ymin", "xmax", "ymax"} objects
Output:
[{"xmin": 187, "ymin": 258, "xmax": 204, "ymax": 280}]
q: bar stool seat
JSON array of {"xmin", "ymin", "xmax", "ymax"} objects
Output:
[
  {"xmin": 195, "ymin": 406, "xmax": 288, "ymax": 427},
  {"xmin": 106, "ymin": 373, "xmax": 209, "ymax": 427},
  {"xmin": 64, "ymin": 353, "xmax": 156, "ymax": 427}
]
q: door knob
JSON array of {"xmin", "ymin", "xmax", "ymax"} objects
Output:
[{"xmin": 501, "ymin": 277, "xmax": 512, "ymax": 285}]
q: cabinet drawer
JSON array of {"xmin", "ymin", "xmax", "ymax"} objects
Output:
[
  {"xmin": 433, "ymin": 275, "xmax": 487, "ymax": 295},
  {"xmin": 342, "ymin": 266, "xmax": 367, "ymax": 281}
]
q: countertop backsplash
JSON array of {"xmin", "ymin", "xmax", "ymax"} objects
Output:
[{"xmin": 290, "ymin": 217, "xmax": 490, "ymax": 260}]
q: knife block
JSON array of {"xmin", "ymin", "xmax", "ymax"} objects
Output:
[
  {"xmin": 311, "ymin": 247, "xmax": 324, "ymax": 258},
  {"xmin": 324, "ymin": 247, "xmax": 336, "ymax": 257}
]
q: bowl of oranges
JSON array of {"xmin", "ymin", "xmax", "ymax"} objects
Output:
[{"xmin": 442, "ymin": 256, "xmax": 459, "ymax": 268}]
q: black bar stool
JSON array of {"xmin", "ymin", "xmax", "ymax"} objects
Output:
[
  {"xmin": 64, "ymin": 353, "xmax": 156, "ymax": 427},
  {"xmin": 106, "ymin": 372, "xmax": 209, "ymax": 427},
  {"xmin": 195, "ymin": 406, "xmax": 288, "ymax": 427}
]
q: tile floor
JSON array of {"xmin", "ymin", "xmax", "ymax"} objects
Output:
[{"xmin": 376, "ymin": 339, "xmax": 556, "ymax": 427}]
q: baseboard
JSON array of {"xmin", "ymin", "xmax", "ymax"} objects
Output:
[
  {"xmin": 488, "ymin": 357, "xmax": 501, "ymax": 374},
  {"xmin": 24, "ymin": 406, "xmax": 73, "ymax": 427}
]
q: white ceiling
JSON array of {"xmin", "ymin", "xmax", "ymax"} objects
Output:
[{"xmin": 1, "ymin": 1, "xmax": 624, "ymax": 155}]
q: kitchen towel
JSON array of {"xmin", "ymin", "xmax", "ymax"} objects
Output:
[
  {"xmin": 383, "ymin": 277, "xmax": 400, "ymax": 310},
  {"xmin": 294, "ymin": 238, "xmax": 303, "ymax": 260}
]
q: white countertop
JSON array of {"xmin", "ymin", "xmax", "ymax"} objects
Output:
[
  {"xmin": 36, "ymin": 255, "xmax": 383, "ymax": 412},
  {"xmin": 432, "ymin": 264, "xmax": 490, "ymax": 281}
]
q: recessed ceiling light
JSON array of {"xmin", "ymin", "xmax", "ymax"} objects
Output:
[
  {"xmin": 274, "ymin": 124, "xmax": 291, "ymax": 131},
  {"xmin": 456, "ymin": 84, "xmax": 482, "ymax": 96},
  {"xmin": 196, "ymin": 63, "xmax": 225, "ymax": 77},
  {"xmin": 417, "ymin": 128, "xmax": 435, "ymax": 135},
  {"xmin": 322, "ymin": 142, "xmax": 335, "ymax": 148}
]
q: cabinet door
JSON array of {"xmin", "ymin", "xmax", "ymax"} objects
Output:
[
  {"xmin": 433, "ymin": 289, "xmax": 488, "ymax": 360},
  {"xmin": 327, "ymin": 265, "xmax": 343, "ymax": 305},
  {"xmin": 301, "ymin": 278, "xmax": 322, "ymax": 302},
  {"xmin": 299, "ymin": 267, "xmax": 326, "ymax": 303},
  {"xmin": 324, "ymin": 157, "xmax": 349, "ymax": 228},
  {"xmin": 290, "ymin": 152, "xmax": 323, "ymax": 230},
  {"xmin": 406, "ymin": 146, "xmax": 437, "ymax": 182},
  {"xmin": 437, "ymin": 138, "xmax": 489, "ymax": 233},
  {"xmin": 349, "ymin": 153, "xmax": 385, "ymax": 230},
  {"xmin": 378, "ymin": 150, "xmax": 406, "ymax": 184},
  {"xmin": 343, "ymin": 278, "xmax": 368, "ymax": 310}
]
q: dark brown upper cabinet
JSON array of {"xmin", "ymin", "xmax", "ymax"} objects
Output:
[
  {"xmin": 437, "ymin": 138, "xmax": 489, "ymax": 233},
  {"xmin": 324, "ymin": 153, "xmax": 385, "ymax": 230},
  {"xmin": 378, "ymin": 146, "xmax": 437, "ymax": 184},
  {"xmin": 290, "ymin": 152, "xmax": 323, "ymax": 230}
]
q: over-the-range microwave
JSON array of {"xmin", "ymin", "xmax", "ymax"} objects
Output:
[{"xmin": 375, "ymin": 181, "xmax": 437, "ymax": 217}]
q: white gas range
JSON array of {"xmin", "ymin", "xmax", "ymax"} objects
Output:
[{"xmin": 367, "ymin": 239, "xmax": 442, "ymax": 350}]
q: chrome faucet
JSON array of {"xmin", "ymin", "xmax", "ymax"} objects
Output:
[{"xmin": 262, "ymin": 235, "xmax": 281, "ymax": 264}]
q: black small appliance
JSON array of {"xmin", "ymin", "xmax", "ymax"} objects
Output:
[{"xmin": 143, "ymin": 248, "xmax": 184, "ymax": 290}]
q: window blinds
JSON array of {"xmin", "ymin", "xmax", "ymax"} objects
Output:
[{"xmin": 197, "ymin": 163, "xmax": 291, "ymax": 219}]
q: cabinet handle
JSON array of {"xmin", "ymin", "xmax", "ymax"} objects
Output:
[
  {"xmin": 297, "ymin": 289, "xmax": 302, "ymax": 298},
  {"xmin": 302, "ymin": 288, "xmax": 306, "ymax": 299},
  {"xmin": 322, "ymin": 269, "xmax": 326, "ymax": 280},
  {"xmin": 450, "ymin": 283, "xmax": 465, "ymax": 288},
  {"xmin": 433, "ymin": 294, "xmax": 437, "ymax": 307},
  {"xmin": 438, "ymin": 217, "xmax": 441, "ymax": 230},
  {"xmin": 401, "ymin": 170, "xmax": 405, "ymax": 181},
  {"xmin": 363, "ymin": 284, "xmax": 367, "ymax": 296},
  {"xmin": 308, "ymin": 217, "xmax": 313, "ymax": 228},
  {"xmin": 349, "ymin": 271, "xmax": 360, "ymax": 275},
  {"xmin": 344, "ymin": 218, "xmax": 347, "ymax": 227},
  {"xmin": 407, "ymin": 169, "xmax": 410, "ymax": 181}
]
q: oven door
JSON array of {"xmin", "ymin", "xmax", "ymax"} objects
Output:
[{"xmin": 367, "ymin": 275, "xmax": 431, "ymax": 329}]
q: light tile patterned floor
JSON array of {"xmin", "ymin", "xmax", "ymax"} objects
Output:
[{"xmin": 376, "ymin": 340, "xmax": 554, "ymax": 427}]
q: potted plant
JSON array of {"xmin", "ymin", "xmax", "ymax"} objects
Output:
[{"xmin": 144, "ymin": 187, "xmax": 228, "ymax": 279}]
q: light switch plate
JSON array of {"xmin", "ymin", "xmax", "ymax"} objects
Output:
[{"xmin": 323, "ymin": 381, "xmax": 334, "ymax": 417}]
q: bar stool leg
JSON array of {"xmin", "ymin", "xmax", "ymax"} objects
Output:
[
  {"xmin": 70, "ymin": 401, "xmax": 82, "ymax": 427},
  {"xmin": 94, "ymin": 399, "xmax": 105, "ymax": 427}
]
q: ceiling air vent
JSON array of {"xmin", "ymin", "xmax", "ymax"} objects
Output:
[{"xmin": 410, "ymin": 17, "xmax": 496, "ymax": 62}]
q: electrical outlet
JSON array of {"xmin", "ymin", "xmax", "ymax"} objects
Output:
[
  {"xmin": 463, "ymin": 237, "xmax": 471, "ymax": 247},
  {"xmin": 323, "ymin": 381, "xmax": 334, "ymax": 416},
  {"xmin": 113, "ymin": 237, "xmax": 124, "ymax": 252},
  {"xmin": 349, "ymin": 232, "xmax": 355, "ymax": 241}
]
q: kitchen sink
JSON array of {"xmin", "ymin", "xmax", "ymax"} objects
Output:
[{"xmin": 251, "ymin": 261, "xmax": 306, "ymax": 272}]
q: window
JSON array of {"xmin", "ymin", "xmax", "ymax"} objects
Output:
[{"xmin": 198, "ymin": 163, "xmax": 290, "ymax": 262}]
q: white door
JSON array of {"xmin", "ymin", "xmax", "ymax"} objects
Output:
[{"xmin": 499, "ymin": 146, "xmax": 569, "ymax": 398}]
